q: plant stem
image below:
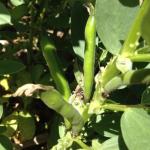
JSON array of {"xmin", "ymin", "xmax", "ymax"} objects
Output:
[
  {"xmin": 74, "ymin": 138, "xmax": 92, "ymax": 150},
  {"xmin": 101, "ymin": 103, "xmax": 150, "ymax": 112},
  {"xmin": 120, "ymin": 0, "xmax": 149, "ymax": 56},
  {"xmin": 128, "ymin": 54, "xmax": 150, "ymax": 62}
]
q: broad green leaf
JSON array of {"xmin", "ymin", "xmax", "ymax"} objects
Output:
[
  {"xmin": 18, "ymin": 111, "xmax": 35, "ymax": 141},
  {"xmin": 47, "ymin": 115, "xmax": 63, "ymax": 149},
  {"xmin": 15, "ymin": 70, "xmax": 32, "ymax": 86},
  {"xmin": 0, "ymin": 78, "xmax": 9, "ymax": 91},
  {"xmin": 48, "ymin": 9, "xmax": 70, "ymax": 29},
  {"xmin": 2, "ymin": 112, "xmax": 18, "ymax": 137},
  {"xmin": 141, "ymin": 86, "xmax": 150, "ymax": 104},
  {"xmin": 59, "ymin": 125, "xmax": 66, "ymax": 138},
  {"xmin": 31, "ymin": 64, "xmax": 45, "ymax": 83},
  {"xmin": 140, "ymin": 0, "xmax": 150, "ymax": 46},
  {"xmin": 68, "ymin": 0, "xmax": 84, "ymax": 6},
  {"xmin": 96, "ymin": 0, "xmax": 139, "ymax": 54},
  {"xmin": 121, "ymin": 108, "xmax": 150, "ymax": 150},
  {"xmin": 0, "ymin": 60, "xmax": 25, "ymax": 75},
  {"xmin": 92, "ymin": 113, "xmax": 121, "ymax": 138},
  {"xmin": 71, "ymin": 1, "xmax": 88, "ymax": 60},
  {"xmin": 0, "ymin": 126, "xmax": 6, "ymax": 133},
  {"xmin": 101, "ymin": 136, "xmax": 127, "ymax": 150},
  {"xmin": 0, "ymin": 135, "xmax": 13, "ymax": 150},
  {"xmin": 101, "ymin": 136, "xmax": 119, "ymax": 150},
  {"xmin": 11, "ymin": 4, "xmax": 27, "ymax": 22},
  {"xmin": 10, "ymin": 0, "xmax": 25, "ymax": 6},
  {"xmin": 92, "ymin": 139, "xmax": 102, "ymax": 150},
  {"xmin": 73, "ymin": 59, "xmax": 84, "ymax": 88},
  {"xmin": 0, "ymin": 2, "xmax": 12, "ymax": 26}
]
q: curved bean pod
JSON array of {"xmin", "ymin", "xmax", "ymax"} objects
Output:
[
  {"xmin": 40, "ymin": 35, "xmax": 71, "ymax": 101},
  {"xmin": 40, "ymin": 89, "xmax": 84, "ymax": 135}
]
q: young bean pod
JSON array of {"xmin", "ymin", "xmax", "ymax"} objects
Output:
[
  {"xmin": 40, "ymin": 35, "xmax": 71, "ymax": 101},
  {"xmin": 40, "ymin": 89, "xmax": 84, "ymax": 134},
  {"xmin": 123, "ymin": 69, "xmax": 150, "ymax": 85},
  {"xmin": 83, "ymin": 8, "xmax": 96, "ymax": 101}
]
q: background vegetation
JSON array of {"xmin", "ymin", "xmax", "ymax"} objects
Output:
[{"xmin": 0, "ymin": 0, "xmax": 150, "ymax": 150}]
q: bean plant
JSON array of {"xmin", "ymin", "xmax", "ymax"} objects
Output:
[{"xmin": 0, "ymin": 0, "xmax": 150, "ymax": 149}]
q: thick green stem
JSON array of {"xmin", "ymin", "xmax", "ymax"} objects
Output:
[
  {"xmin": 102, "ymin": 104, "xmax": 150, "ymax": 112},
  {"xmin": 120, "ymin": 0, "xmax": 150, "ymax": 56},
  {"xmin": 128, "ymin": 54, "xmax": 150, "ymax": 62},
  {"xmin": 74, "ymin": 138, "xmax": 92, "ymax": 150},
  {"xmin": 89, "ymin": 99, "xmax": 150, "ymax": 114},
  {"xmin": 93, "ymin": 58, "xmax": 120, "ymax": 103}
]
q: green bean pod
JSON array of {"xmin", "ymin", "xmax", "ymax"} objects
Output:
[
  {"xmin": 103, "ymin": 69, "xmax": 150, "ymax": 94},
  {"xmin": 83, "ymin": 10, "xmax": 96, "ymax": 101},
  {"xmin": 40, "ymin": 89, "xmax": 84, "ymax": 134},
  {"xmin": 40, "ymin": 35, "xmax": 71, "ymax": 101},
  {"xmin": 104, "ymin": 76, "xmax": 123, "ymax": 93},
  {"xmin": 123, "ymin": 69, "xmax": 150, "ymax": 85}
]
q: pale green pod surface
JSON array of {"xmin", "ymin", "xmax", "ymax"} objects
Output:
[
  {"xmin": 84, "ymin": 13, "xmax": 96, "ymax": 101},
  {"xmin": 18, "ymin": 111, "xmax": 35, "ymax": 141},
  {"xmin": 40, "ymin": 89, "xmax": 84, "ymax": 134},
  {"xmin": 40, "ymin": 35, "xmax": 71, "ymax": 101},
  {"xmin": 123, "ymin": 69, "xmax": 150, "ymax": 85},
  {"xmin": 104, "ymin": 76, "xmax": 123, "ymax": 93}
]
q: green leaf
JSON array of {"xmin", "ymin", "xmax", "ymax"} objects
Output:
[
  {"xmin": 101, "ymin": 136, "xmax": 127, "ymax": 150},
  {"xmin": 92, "ymin": 139, "xmax": 102, "ymax": 150},
  {"xmin": 0, "ymin": 2, "xmax": 12, "ymax": 26},
  {"xmin": 2, "ymin": 112, "xmax": 18, "ymax": 137},
  {"xmin": 0, "ymin": 126, "xmax": 6, "ymax": 133},
  {"xmin": 71, "ymin": 1, "xmax": 88, "ymax": 60},
  {"xmin": 0, "ymin": 60, "xmax": 25, "ymax": 75},
  {"xmin": 47, "ymin": 115, "xmax": 63, "ymax": 149},
  {"xmin": 59, "ymin": 125, "xmax": 66, "ymax": 138},
  {"xmin": 11, "ymin": 4, "xmax": 28, "ymax": 22},
  {"xmin": 101, "ymin": 136, "xmax": 119, "ymax": 150},
  {"xmin": 10, "ymin": 0, "xmax": 25, "ymax": 6},
  {"xmin": 31, "ymin": 64, "xmax": 45, "ymax": 83},
  {"xmin": 48, "ymin": 9, "xmax": 70, "ymax": 29},
  {"xmin": 73, "ymin": 59, "xmax": 84, "ymax": 88},
  {"xmin": 18, "ymin": 111, "xmax": 35, "ymax": 141},
  {"xmin": 121, "ymin": 108, "xmax": 150, "ymax": 150},
  {"xmin": 0, "ymin": 135, "xmax": 13, "ymax": 150},
  {"xmin": 92, "ymin": 113, "xmax": 121, "ymax": 138},
  {"xmin": 96, "ymin": 0, "xmax": 139, "ymax": 54},
  {"xmin": 140, "ymin": 0, "xmax": 150, "ymax": 46},
  {"xmin": 0, "ymin": 99, "xmax": 3, "ymax": 119},
  {"xmin": 141, "ymin": 86, "xmax": 150, "ymax": 104}
]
